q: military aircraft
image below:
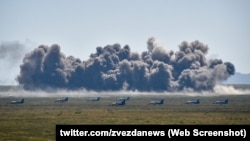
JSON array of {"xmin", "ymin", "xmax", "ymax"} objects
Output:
[
  {"xmin": 88, "ymin": 97, "xmax": 101, "ymax": 101},
  {"xmin": 10, "ymin": 99, "xmax": 24, "ymax": 104},
  {"xmin": 214, "ymin": 99, "xmax": 228, "ymax": 105},
  {"xmin": 186, "ymin": 99, "xmax": 200, "ymax": 104},
  {"xmin": 118, "ymin": 97, "xmax": 130, "ymax": 101},
  {"xmin": 150, "ymin": 99, "xmax": 164, "ymax": 105},
  {"xmin": 111, "ymin": 99, "xmax": 126, "ymax": 106},
  {"xmin": 55, "ymin": 97, "xmax": 68, "ymax": 103}
]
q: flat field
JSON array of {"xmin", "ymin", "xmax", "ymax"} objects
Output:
[{"xmin": 0, "ymin": 86, "xmax": 250, "ymax": 140}]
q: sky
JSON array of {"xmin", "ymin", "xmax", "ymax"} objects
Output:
[{"xmin": 0, "ymin": 0, "xmax": 249, "ymax": 85}]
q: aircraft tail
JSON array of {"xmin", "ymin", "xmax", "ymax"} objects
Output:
[
  {"xmin": 20, "ymin": 99, "xmax": 24, "ymax": 103},
  {"xmin": 160, "ymin": 99, "xmax": 164, "ymax": 104},
  {"xmin": 224, "ymin": 99, "xmax": 228, "ymax": 104}
]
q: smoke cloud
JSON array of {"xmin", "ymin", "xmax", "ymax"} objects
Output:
[
  {"xmin": 0, "ymin": 41, "xmax": 30, "ymax": 85},
  {"xmin": 16, "ymin": 37, "xmax": 235, "ymax": 92}
]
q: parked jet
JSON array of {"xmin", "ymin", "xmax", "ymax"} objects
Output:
[
  {"xmin": 150, "ymin": 99, "xmax": 164, "ymax": 105},
  {"xmin": 118, "ymin": 97, "xmax": 130, "ymax": 101},
  {"xmin": 88, "ymin": 97, "xmax": 101, "ymax": 101},
  {"xmin": 55, "ymin": 97, "xmax": 68, "ymax": 103},
  {"xmin": 186, "ymin": 99, "xmax": 200, "ymax": 104},
  {"xmin": 111, "ymin": 99, "xmax": 126, "ymax": 106},
  {"xmin": 10, "ymin": 99, "xmax": 24, "ymax": 104},
  {"xmin": 214, "ymin": 99, "xmax": 228, "ymax": 105}
]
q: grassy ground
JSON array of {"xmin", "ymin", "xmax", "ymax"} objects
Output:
[{"xmin": 0, "ymin": 94, "xmax": 250, "ymax": 140}]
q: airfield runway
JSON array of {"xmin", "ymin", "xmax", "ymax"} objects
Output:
[{"xmin": 0, "ymin": 87, "xmax": 250, "ymax": 140}]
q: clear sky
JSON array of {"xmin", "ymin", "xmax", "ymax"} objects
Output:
[{"xmin": 0, "ymin": 0, "xmax": 249, "ymax": 85}]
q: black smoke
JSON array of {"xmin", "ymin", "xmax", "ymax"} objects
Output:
[{"xmin": 16, "ymin": 37, "xmax": 235, "ymax": 92}]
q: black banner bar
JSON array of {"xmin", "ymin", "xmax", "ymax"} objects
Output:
[{"xmin": 56, "ymin": 125, "xmax": 250, "ymax": 140}]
